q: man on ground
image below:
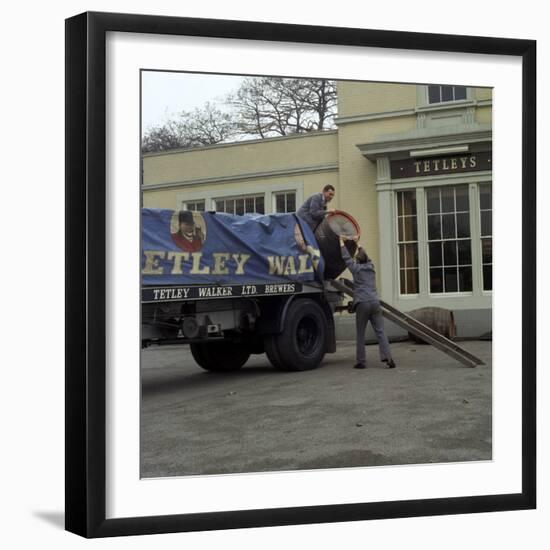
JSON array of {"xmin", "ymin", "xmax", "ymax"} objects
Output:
[{"xmin": 340, "ymin": 235, "xmax": 396, "ymax": 370}]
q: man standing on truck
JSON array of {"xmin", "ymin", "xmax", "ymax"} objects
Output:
[
  {"xmin": 340, "ymin": 235, "xmax": 396, "ymax": 370},
  {"xmin": 297, "ymin": 184, "xmax": 336, "ymax": 232}
]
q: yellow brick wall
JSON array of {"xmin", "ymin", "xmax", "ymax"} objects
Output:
[
  {"xmin": 476, "ymin": 106, "xmax": 493, "ymax": 125},
  {"xmin": 143, "ymin": 131, "xmax": 338, "ymax": 186},
  {"xmin": 143, "ymin": 172, "xmax": 338, "ymax": 211},
  {"xmin": 337, "ymin": 81, "xmax": 417, "ymax": 118},
  {"xmin": 474, "ymin": 87, "xmax": 493, "ymax": 101}
]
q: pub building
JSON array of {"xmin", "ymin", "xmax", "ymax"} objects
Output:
[{"xmin": 142, "ymin": 81, "xmax": 492, "ymax": 336}]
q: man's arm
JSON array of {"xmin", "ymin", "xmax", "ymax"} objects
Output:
[
  {"xmin": 309, "ymin": 193, "xmax": 327, "ymax": 222},
  {"xmin": 340, "ymin": 238, "xmax": 359, "ymax": 275}
]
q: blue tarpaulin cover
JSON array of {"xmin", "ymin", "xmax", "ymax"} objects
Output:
[{"xmin": 141, "ymin": 208, "xmax": 324, "ymax": 286}]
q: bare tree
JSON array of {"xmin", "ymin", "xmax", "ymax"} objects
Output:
[
  {"xmin": 228, "ymin": 77, "xmax": 337, "ymax": 138},
  {"xmin": 179, "ymin": 102, "xmax": 237, "ymax": 145},
  {"xmin": 302, "ymin": 79, "xmax": 338, "ymax": 132},
  {"xmin": 141, "ymin": 119, "xmax": 189, "ymax": 153},
  {"xmin": 142, "ymin": 102, "xmax": 236, "ymax": 153},
  {"xmin": 142, "ymin": 77, "xmax": 338, "ymax": 153}
]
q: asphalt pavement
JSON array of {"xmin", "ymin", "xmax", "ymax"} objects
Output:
[{"xmin": 140, "ymin": 340, "xmax": 492, "ymax": 478}]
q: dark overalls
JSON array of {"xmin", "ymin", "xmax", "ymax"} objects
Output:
[
  {"xmin": 296, "ymin": 192, "xmax": 326, "ymax": 232},
  {"xmin": 341, "ymin": 246, "xmax": 392, "ymax": 367}
]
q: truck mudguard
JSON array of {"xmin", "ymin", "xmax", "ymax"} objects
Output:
[{"xmin": 141, "ymin": 208, "xmax": 324, "ymax": 286}]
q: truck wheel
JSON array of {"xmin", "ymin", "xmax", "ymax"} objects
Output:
[
  {"xmin": 266, "ymin": 299, "xmax": 327, "ymax": 371},
  {"xmin": 190, "ymin": 341, "xmax": 250, "ymax": 372},
  {"xmin": 264, "ymin": 335, "xmax": 286, "ymax": 370}
]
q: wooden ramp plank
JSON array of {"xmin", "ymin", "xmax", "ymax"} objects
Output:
[{"xmin": 329, "ymin": 278, "xmax": 484, "ymax": 368}]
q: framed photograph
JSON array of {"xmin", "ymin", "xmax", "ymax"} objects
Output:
[{"xmin": 65, "ymin": 11, "xmax": 536, "ymax": 538}]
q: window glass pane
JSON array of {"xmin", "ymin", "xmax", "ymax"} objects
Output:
[
  {"xmin": 458, "ymin": 266, "xmax": 473, "ymax": 292},
  {"xmin": 256, "ymin": 196, "xmax": 264, "ymax": 214},
  {"xmin": 403, "ymin": 217, "xmax": 417, "ymax": 241},
  {"xmin": 276, "ymin": 194, "xmax": 285, "ymax": 213},
  {"xmin": 483, "ymin": 265, "xmax": 493, "ymax": 291},
  {"xmin": 426, "ymin": 188, "xmax": 440, "ymax": 213},
  {"xmin": 444, "ymin": 241, "xmax": 457, "ymax": 266},
  {"xmin": 404, "ymin": 243, "xmax": 418, "ymax": 268},
  {"xmin": 396, "ymin": 191, "xmax": 418, "ymax": 294},
  {"xmin": 215, "ymin": 195, "xmax": 268, "ymax": 215},
  {"xmin": 287, "ymin": 193, "xmax": 296, "ymax": 212},
  {"xmin": 441, "ymin": 86, "xmax": 454, "ymax": 102},
  {"xmin": 456, "ymin": 213, "xmax": 471, "ymax": 238},
  {"xmin": 406, "ymin": 269, "xmax": 419, "ymax": 294},
  {"xmin": 444, "ymin": 267, "xmax": 458, "ymax": 292},
  {"xmin": 442, "ymin": 214, "xmax": 456, "ymax": 239},
  {"xmin": 458, "ymin": 240, "xmax": 472, "ymax": 265},
  {"xmin": 481, "ymin": 210, "xmax": 492, "ymax": 236},
  {"xmin": 429, "ymin": 242, "xmax": 443, "ymax": 266},
  {"xmin": 427, "ymin": 185, "xmax": 473, "ymax": 294},
  {"xmin": 454, "ymin": 86, "xmax": 467, "ymax": 100},
  {"xmin": 398, "ymin": 218, "xmax": 404, "ymax": 242},
  {"xmin": 402, "ymin": 191, "xmax": 417, "ymax": 215},
  {"xmin": 479, "ymin": 185, "xmax": 492, "ymax": 210},
  {"xmin": 428, "ymin": 215, "xmax": 441, "ymax": 240},
  {"xmin": 235, "ymin": 198, "xmax": 245, "ymax": 215},
  {"xmin": 441, "ymin": 188, "xmax": 455, "ymax": 212},
  {"xmin": 428, "ymin": 85, "xmax": 441, "ymax": 104},
  {"xmin": 482, "ymin": 238, "xmax": 492, "ymax": 264},
  {"xmin": 430, "ymin": 268, "xmax": 444, "ymax": 293},
  {"xmin": 455, "ymin": 186, "xmax": 469, "ymax": 211}
]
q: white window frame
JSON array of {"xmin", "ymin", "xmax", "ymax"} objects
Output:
[
  {"xmin": 425, "ymin": 185, "xmax": 474, "ymax": 296},
  {"xmin": 416, "ymin": 85, "xmax": 473, "ymax": 109},
  {"xmin": 479, "ymin": 183, "xmax": 493, "ymax": 294},
  {"xmin": 176, "ymin": 182, "xmax": 304, "ymax": 215},
  {"xmin": 395, "ymin": 190, "xmax": 420, "ymax": 297},
  {"xmin": 213, "ymin": 193, "xmax": 265, "ymax": 215},
  {"xmin": 377, "ymin": 169, "xmax": 492, "ymax": 311},
  {"xmin": 182, "ymin": 199, "xmax": 206, "ymax": 211},
  {"xmin": 273, "ymin": 190, "xmax": 298, "ymax": 213},
  {"xmin": 426, "ymin": 84, "xmax": 468, "ymax": 105}
]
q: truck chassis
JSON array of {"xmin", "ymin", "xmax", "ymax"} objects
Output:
[{"xmin": 142, "ymin": 281, "xmax": 346, "ymax": 372}]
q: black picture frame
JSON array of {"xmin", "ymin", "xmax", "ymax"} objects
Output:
[{"xmin": 65, "ymin": 11, "xmax": 536, "ymax": 538}]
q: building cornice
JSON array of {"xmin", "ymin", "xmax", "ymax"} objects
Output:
[
  {"xmin": 416, "ymin": 98, "xmax": 492, "ymax": 113},
  {"xmin": 357, "ymin": 125, "xmax": 492, "ymax": 160},
  {"xmin": 335, "ymin": 109, "xmax": 415, "ymax": 125},
  {"xmin": 336, "ymin": 99, "xmax": 492, "ymax": 127},
  {"xmin": 143, "ymin": 163, "xmax": 339, "ymax": 191}
]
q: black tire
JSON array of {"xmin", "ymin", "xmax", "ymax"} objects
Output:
[
  {"xmin": 265, "ymin": 299, "xmax": 327, "ymax": 371},
  {"xmin": 190, "ymin": 341, "xmax": 250, "ymax": 372},
  {"xmin": 264, "ymin": 334, "xmax": 286, "ymax": 370},
  {"xmin": 189, "ymin": 342, "xmax": 208, "ymax": 367}
]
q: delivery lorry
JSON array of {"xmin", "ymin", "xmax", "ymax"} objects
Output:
[{"xmin": 141, "ymin": 208, "xmax": 360, "ymax": 372}]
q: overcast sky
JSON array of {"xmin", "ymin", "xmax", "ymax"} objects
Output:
[{"xmin": 141, "ymin": 71, "xmax": 246, "ymax": 130}]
